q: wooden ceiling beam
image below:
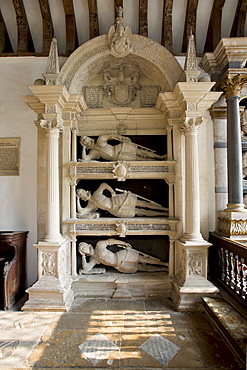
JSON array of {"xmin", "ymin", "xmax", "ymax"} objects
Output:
[
  {"xmin": 230, "ymin": 0, "xmax": 247, "ymax": 37},
  {"xmin": 38, "ymin": 0, "xmax": 53, "ymax": 54},
  {"xmin": 139, "ymin": 0, "xmax": 148, "ymax": 37},
  {"xmin": 204, "ymin": 0, "xmax": 226, "ymax": 52},
  {"xmin": 88, "ymin": 0, "xmax": 99, "ymax": 39},
  {"xmin": 182, "ymin": 0, "xmax": 199, "ymax": 53},
  {"xmin": 62, "ymin": 0, "xmax": 78, "ymax": 54},
  {"xmin": 12, "ymin": 0, "xmax": 35, "ymax": 53},
  {"xmin": 114, "ymin": 0, "xmax": 123, "ymax": 18},
  {"xmin": 0, "ymin": 10, "xmax": 13, "ymax": 53},
  {"xmin": 161, "ymin": 0, "xmax": 173, "ymax": 53}
]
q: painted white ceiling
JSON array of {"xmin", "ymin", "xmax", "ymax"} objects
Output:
[{"xmin": 0, "ymin": 0, "xmax": 243, "ymax": 55}]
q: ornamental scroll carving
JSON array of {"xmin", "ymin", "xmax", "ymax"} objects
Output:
[
  {"xmin": 41, "ymin": 252, "xmax": 56, "ymax": 276},
  {"xmin": 188, "ymin": 252, "xmax": 203, "ymax": 275},
  {"xmin": 218, "ymin": 217, "xmax": 247, "ymax": 236}
]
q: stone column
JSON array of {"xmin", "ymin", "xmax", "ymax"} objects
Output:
[
  {"xmin": 23, "ymin": 116, "xmax": 74, "ymax": 311},
  {"xmin": 180, "ymin": 117, "xmax": 204, "ymax": 242},
  {"xmin": 217, "ymin": 75, "xmax": 247, "ymax": 239},
  {"xmin": 221, "ymin": 75, "xmax": 247, "ymax": 211},
  {"xmin": 41, "ymin": 119, "xmax": 63, "ymax": 242}
]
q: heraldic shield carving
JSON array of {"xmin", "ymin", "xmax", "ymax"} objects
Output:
[{"xmin": 103, "ymin": 66, "xmax": 140, "ymax": 106}]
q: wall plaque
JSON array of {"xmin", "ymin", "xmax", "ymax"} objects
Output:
[{"xmin": 0, "ymin": 137, "xmax": 20, "ymax": 176}]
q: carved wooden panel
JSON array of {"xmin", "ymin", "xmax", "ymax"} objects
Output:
[
  {"xmin": 13, "ymin": 0, "xmax": 35, "ymax": 53},
  {"xmin": 38, "ymin": 0, "xmax": 54, "ymax": 54},
  {"xmin": 230, "ymin": 0, "xmax": 247, "ymax": 37},
  {"xmin": 161, "ymin": 0, "xmax": 173, "ymax": 53},
  {"xmin": 88, "ymin": 0, "xmax": 99, "ymax": 39},
  {"xmin": 182, "ymin": 0, "xmax": 199, "ymax": 53}
]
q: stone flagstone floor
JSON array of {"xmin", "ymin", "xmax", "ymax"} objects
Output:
[{"xmin": 0, "ymin": 297, "xmax": 245, "ymax": 369}]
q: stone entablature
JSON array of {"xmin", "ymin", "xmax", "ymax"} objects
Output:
[
  {"xmin": 67, "ymin": 218, "xmax": 179, "ymax": 238},
  {"xmin": 67, "ymin": 160, "xmax": 176, "ymax": 182}
]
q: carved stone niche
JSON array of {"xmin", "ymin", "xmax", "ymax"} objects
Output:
[{"xmin": 75, "ymin": 235, "xmax": 170, "ymax": 274}]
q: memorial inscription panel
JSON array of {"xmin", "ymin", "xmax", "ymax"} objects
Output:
[{"xmin": 0, "ymin": 138, "xmax": 20, "ymax": 176}]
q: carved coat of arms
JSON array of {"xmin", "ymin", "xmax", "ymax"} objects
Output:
[{"xmin": 103, "ymin": 66, "xmax": 140, "ymax": 106}]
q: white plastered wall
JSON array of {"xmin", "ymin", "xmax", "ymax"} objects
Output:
[{"xmin": 0, "ymin": 57, "xmax": 54, "ymax": 286}]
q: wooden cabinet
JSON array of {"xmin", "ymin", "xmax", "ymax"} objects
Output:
[{"xmin": 0, "ymin": 231, "xmax": 28, "ymax": 310}]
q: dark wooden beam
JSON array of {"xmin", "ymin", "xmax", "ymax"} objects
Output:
[
  {"xmin": 62, "ymin": 0, "xmax": 78, "ymax": 54},
  {"xmin": 161, "ymin": 0, "xmax": 173, "ymax": 53},
  {"xmin": 12, "ymin": 0, "xmax": 35, "ymax": 53},
  {"xmin": 182, "ymin": 0, "xmax": 199, "ymax": 53},
  {"xmin": 114, "ymin": 0, "xmax": 123, "ymax": 18},
  {"xmin": 38, "ymin": 0, "xmax": 54, "ymax": 54},
  {"xmin": 231, "ymin": 0, "xmax": 247, "ymax": 37},
  {"xmin": 139, "ymin": 0, "xmax": 148, "ymax": 37},
  {"xmin": 88, "ymin": 0, "xmax": 99, "ymax": 39},
  {"xmin": 0, "ymin": 10, "xmax": 13, "ymax": 53},
  {"xmin": 204, "ymin": 0, "xmax": 226, "ymax": 52}
]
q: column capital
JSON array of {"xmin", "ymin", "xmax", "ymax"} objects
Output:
[
  {"xmin": 221, "ymin": 74, "xmax": 247, "ymax": 99},
  {"xmin": 179, "ymin": 117, "xmax": 203, "ymax": 134},
  {"xmin": 40, "ymin": 118, "xmax": 64, "ymax": 134}
]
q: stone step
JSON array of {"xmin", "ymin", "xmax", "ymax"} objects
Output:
[
  {"xmin": 202, "ymin": 296, "xmax": 247, "ymax": 368},
  {"xmin": 72, "ymin": 271, "xmax": 171, "ymax": 299}
]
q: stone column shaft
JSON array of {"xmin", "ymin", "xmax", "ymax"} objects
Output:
[
  {"xmin": 71, "ymin": 127, "xmax": 77, "ymax": 162},
  {"xmin": 226, "ymin": 95, "xmax": 244, "ymax": 209},
  {"xmin": 40, "ymin": 119, "xmax": 63, "ymax": 243},
  {"xmin": 221, "ymin": 74, "xmax": 247, "ymax": 212},
  {"xmin": 180, "ymin": 117, "xmax": 203, "ymax": 242}
]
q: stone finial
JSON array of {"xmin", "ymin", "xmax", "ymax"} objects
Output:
[
  {"xmin": 108, "ymin": 6, "xmax": 132, "ymax": 58},
  {"xmin": 43, "ymin": 38, "xmax": 60, "ymax": 85},
  {"xmin": 184, "ymin": 32, "xmax": 200, "ymax": 82}
]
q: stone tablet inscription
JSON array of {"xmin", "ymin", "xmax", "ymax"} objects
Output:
[{"xmin": 0, "ymin": 138, "xmax": 20, "ymax": 175}]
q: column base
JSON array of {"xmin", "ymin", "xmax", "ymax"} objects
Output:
[
  {"xmin": 217, "ymin": 210, "xmax": 247, "ymax": 239},
  {"xmin": 22, "ymin": 275, "xmax": 74, "ymax": 312},
  {"xmin": 224, "ymin": 203, "xmax": 246, "ymax": 212},
  {"xmin": 22, "ymin": 238, "xmax": 74, "ymax": 312},
  {"xmin": 171, "ymin": 275, "xmax": 219, "ymax": 311}
]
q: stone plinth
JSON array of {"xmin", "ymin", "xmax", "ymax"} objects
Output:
[
  {"xmin": 217, "ymin": 211, "xmax": 247, "ymax": 239},
  {"xmin": 171, "ymin": 239, "xmax": 219, "ymax": 311},
  {"xmin": 72, "ymin": 271, "xmax": 171, "ymax": 299},
  {"xmin": 171, "ymin": 275, "xmax": 219, "ymax": 311},
  {"xmin": 23, "ymin": 239, "xmax": 74, "ymax": 312}
]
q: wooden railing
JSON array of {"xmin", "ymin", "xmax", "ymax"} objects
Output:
[{"xmin": 208, "ymin": 233, "xmax": 247, "ymax": 311}]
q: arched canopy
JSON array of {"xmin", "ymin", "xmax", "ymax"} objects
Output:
[{"xmin": 59, "ymin": 34, "xmax": 184, "ymax": 94}]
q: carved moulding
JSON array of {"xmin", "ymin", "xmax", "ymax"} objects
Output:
[
  {"xmin": 67, "ymin": 160, "xmax": 176, "ymax": 182},
  {"xmin": 67, "ymin": 217, "xmax": 179, "ymax": 238},
  {"xmin": 218, "ymin": 217, "xmax": 247, "ymax": 238}
]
